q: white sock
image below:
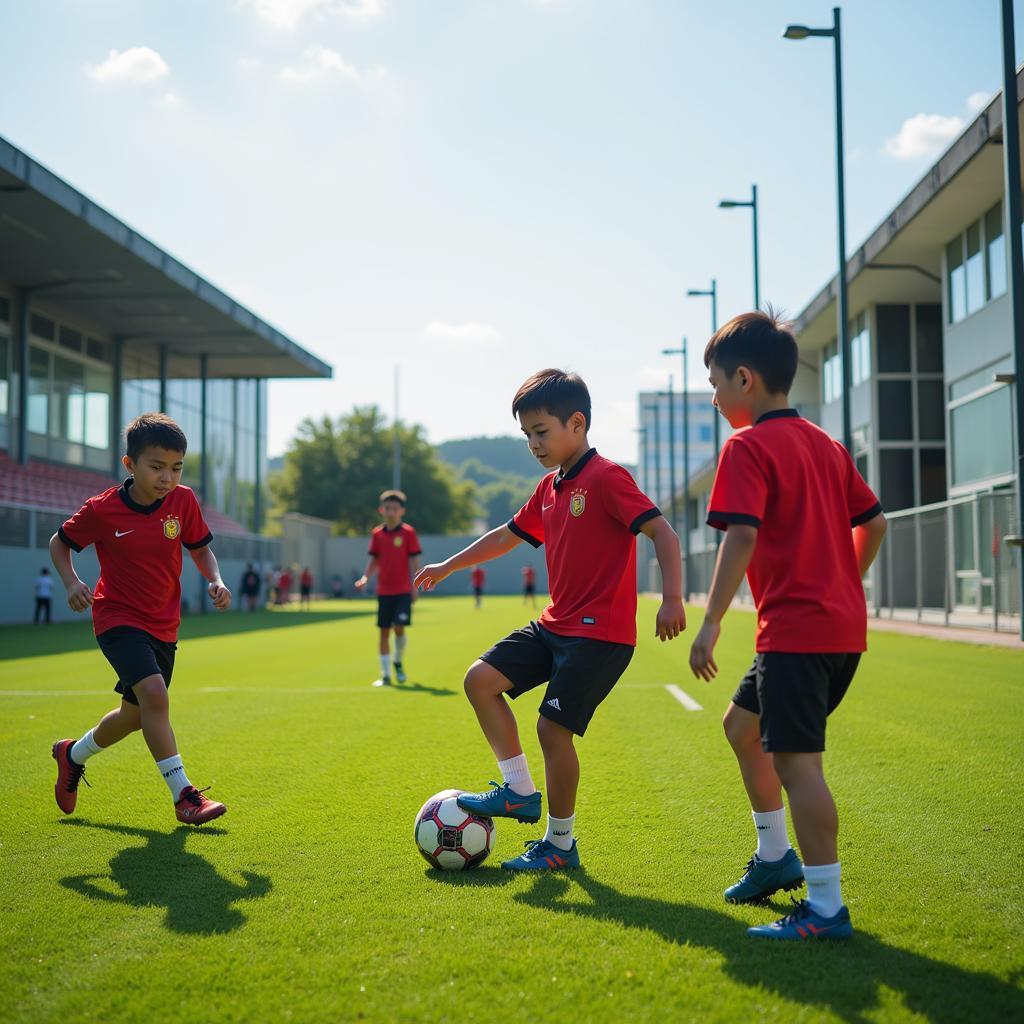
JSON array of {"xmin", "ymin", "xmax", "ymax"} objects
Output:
[
  {"xmin": 70, "ymin": 728, "xmax": 103, "ymax": 765},
  {"xmin": 803, "ymin": 862, "xmax": 843, "ymax": 918},
  {"xmin": 156, "ymin": 754, "xmax": 193, "ymax": 802},
  {"xmin": 379, "ymin": 653, "xmax": 391, "ymax": 679},
  {"xmin": 497, "ymin": 753, "xmax": 536, "ymax": 796},
  {"xmin": 394, "ymin": 634, "xmax": 407, "ymax": 663},
  {"xmin": 544, "ymin": 813, "xmax": 575, "ymax": 851},
  {"xmin": 752, "ymin": 807, "xmax": 791, "ymax": 862}
]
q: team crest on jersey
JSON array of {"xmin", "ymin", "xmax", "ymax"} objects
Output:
[
  {"xmin": 162, "ymin": 517, "xmax": 181, "ymax": 540},
  {"xmin": 393, "ymin": 535, "xmax": 404, "ymax": 547},
  {"xmin": 569, "ymin": 488, "xmax": 587, "ymax": 518}
]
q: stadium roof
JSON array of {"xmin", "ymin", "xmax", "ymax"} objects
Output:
[{"xmin": 0, "ymin": 134, "xmax": 331, "ymax": 380}]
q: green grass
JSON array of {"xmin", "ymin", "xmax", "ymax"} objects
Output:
[{"xmin": 1, "ymin": 596, "xmax": 1022, "ymax": 1023}]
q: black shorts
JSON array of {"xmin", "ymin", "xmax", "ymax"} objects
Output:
[
  {"xmin": 524, "ymin": 584, "xmax": 535, "ymax": 596},
  {"xmin": 732, "ymin": 652, "xmax": 860, "ymax": 753},
  {"xmin": 96, "ymin": 626, "xmax": 176, "ymax": 706},
  {"xmin": 300, "ymin": 585, "xmax": 312, "ymax": 598},
  {"xmin": 473, "ymin": 587, "xmax": 484, "ymax": 598},
  {"xmin": 479, "ymin": 621, "xmax": 633, "ymax": 737},
  {"xmin": 377, "ymin": 593, "xmax": 412, "ymax": 628}
]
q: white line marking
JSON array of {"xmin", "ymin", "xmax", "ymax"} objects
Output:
[{"xmin": 665, "ymin": 684, "xmax": 703, "ymax": 711}]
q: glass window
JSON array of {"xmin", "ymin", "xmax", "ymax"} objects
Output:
[
  {"xmin": 986, "ymin": 202, "xmax": 1007, "ymax": 301},
  {"xmin": 28, "ymin": 346, "xmax": 49, "ymax": 434},
  {"xmin": 951, "ymin": 386, "xmax": 1013, "ymax": 485},
  {"xmin": 822, "ymin": 340, "xmax": 842, "ymax": 404},
  {"xmin": 918, "ymin": 449, "xmax": 947, "ymax": 505},
  {"xmin": 30, "ymin": 313, "xmax": 55, "ymax": 342},
  {"xmin": 0, "ymin": 296, "xmax": 9, "ymax": 322},
  {"xmin": 876, "ymin": 305, "xmax": 911, "ymax": 372},
  {"xmin": 850, "ymin": 312, "xmax": 870, "ymax": 386},
  {"xmin": 965, "ymin": 221, "xmax": 984, "ymax": 316},
  {"xmin": 0, "ymin": 335, "xmax": 8, "ymax": 418},
  {"xmin": 878, "ymin": 380, "xmax": 913, "ymax": 440},
  {"xmin": 949, "ymin": 356, "xmax": 1014, "ymax": 401},
  {"xmin": 947, "ymin": 237, "xmax": 966, "ymax": 323},
  {"xmin": 59, "ymin": 326, "xmax": 83, "ymax": 354},
  {"xmin": 915, "ymin": 304, "xmax": 943, "ymax": 373},
  {"xmin": 698, "ymin": 424, "xmax": 712, "ymax": 442},
  {"xmin": 880, "ymin": 448, "xmax": 915, "ymax": 511},
  {"xmin": 85, "ymin": 367, "xmax": 111, "ymax": 449},
  {"xmin": 53, "ymin": 355, "xmax": 86, "ymax": 443},
  {"xmin": 917, "ymin": 380, "xmax": 945, "ymax": 441}
]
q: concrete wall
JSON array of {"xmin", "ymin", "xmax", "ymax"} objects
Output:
[{"xmin": 944, "ymin": 293, "xmax": 1012, "ymax": 386}]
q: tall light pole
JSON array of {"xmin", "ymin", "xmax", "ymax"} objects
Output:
[
  {"xmin": 666, "ymin": 375, "xmax": 677, "ymax": 540},
  {"xmin": 784, "ymin": 8, "xmax": 851, "ymax": 453},
  {"xmin": 688, "ymin": 279, "xmax": 719, "ymax": 457},
  {"xmin": 719, "ymin": 184, "xmax": 760, "ymax": 310},
  {"xmin": 663, "ymin": 341, "xmax": 689, "ymax": 599}
]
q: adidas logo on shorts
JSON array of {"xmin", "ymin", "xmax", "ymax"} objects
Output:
[{"xmin": 546, "ymin": 698, "xmax": 562, "ymax": 711}]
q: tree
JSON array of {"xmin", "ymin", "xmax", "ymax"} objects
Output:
[{"xmin": 271, "ymin": 407, "xmax": 477, "ymax": 535}]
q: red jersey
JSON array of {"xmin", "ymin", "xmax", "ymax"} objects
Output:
[
  {"xmin": 522, "ymin": 566, "xmax": 536, "ymax": 585},
  {"xmin": 471, "ymin": 567, "xmax": 486, "ymax": 588},
  {"xmin": 58, "ymin": 480, "xmax": 213, "ymax": 643},
  {"xmin": 509, "ymin": 449, "xmax": 659, "ymax": 645},
  {"xmin": 300, "ymin": 570, "xmax": 313, "ymax": 588},
  {"xmin": 706, "ymin": 409, "xmax": 882, "ymax": 653},
  {"xmin": 368, "ymin": 523, "xmax": 422, "ymax": 595}
]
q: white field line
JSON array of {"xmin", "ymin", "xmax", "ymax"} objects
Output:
[{"xmin": 665, "ymin": 684, "xmax": 703, "ymax": 711}]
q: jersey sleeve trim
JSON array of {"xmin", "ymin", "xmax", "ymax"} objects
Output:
[
  {"xmin": 707, "ymin": 510, "xmax": 762, "ymax": 531},
  {"xmin": 57, "ymin": 526, "xmax": 84, "ymax": 553},
  {"xmin": 507, "ymin": 518, "xmax": 543, "ymax": 549},
  {"xmin": 850, "ymin": 501, "xmax": 883, "ymax": 527},
  {"xmin": 629, "ymin": 508, "xmax": 662, "ymax": 535},
  {"xmin": 183, "ymin": 531, "xmax": 213, "ymax": 551}
]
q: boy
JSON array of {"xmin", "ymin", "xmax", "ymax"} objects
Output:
[
  {"xmin": 470, "ymin": 565, "xmax": 486, "ymax": 609},
  {"xmin": 240, "ymin": 562, "xmax": 261, "ymax": 612},
  {"xmin": 34, "ymin": 567, "xmax": 53, "ymax": 624},
  {"xmin": 522, "ymin": 564, "xmax": 537, "ymax": 608},
  {"xmin": 688, "ymin": 311, "xmax": 887, "ymax": 940},
  {"xmin": 355, "ymin": 490, "xmax": 422, "ymax": 687},
  {"xmin": 300, "ymin": 566, "xmax": 314, "ymax": 610},
  {"xmin": 416, "ymin": 369, "xmax": 685, "ymax": 871},
  {"xmin": 49, "ymin": 412, "xmax": 231, "ymax": 825}
]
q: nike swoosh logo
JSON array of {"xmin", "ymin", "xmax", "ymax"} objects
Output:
[
  {"xmin": 505, "ymin": 800, "xmax": 527, "ymax": 812},
  {"xmin": 542, "ymin": 504, "xmax": 554, "ymax": 511},
  {"xmin": 114, "ymin": 530, "xmax": 134, "ymax": 538}
]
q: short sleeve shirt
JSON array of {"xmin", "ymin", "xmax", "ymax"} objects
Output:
[
  {"xmin": 706, "ymin": 410, "xmax": 882, "ymax": 653},
  {"xmin": 471, "ymin": 568, "xmax": 486, "ymax": 588},
  {"xmin": 58, "ymin": 480, "xmax": 213, "ymax": 643},
  {"xmin": 508, "ymin": 449, "xmax": 660, "ymax": 645},
  {"xmin": 368, "ymin": 523, "xmax": 422, "ymax": 595}
]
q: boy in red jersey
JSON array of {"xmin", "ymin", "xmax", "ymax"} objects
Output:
[
  {"xmin": 49, "ymin": 413, "xmax": 230, "ymax": 825},
  {"xmin": 522, "ymin": 564, "xmax": 537, "ymax": 608},
  {"xmin": 688, "ymin": 311, "xmax": 887, "ymax": 941},
  {"xmin": 470, "ymin": 565, "xmax": 486, "ymax": 609},
  {"xmin": 355, "ymin": 490, "xmax": 422, "ymax": 687},
  {"xmin": 416, "ymin": 370, "xmax": 685, "ymax": 871}
]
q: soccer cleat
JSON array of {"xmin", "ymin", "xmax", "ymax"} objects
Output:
[
  {"xmin": 372, "ymin": 677, "xmax": 392, "ymax": 688},
  {"xmin": 456, "ymin": 781, "xmax": 542, "ymax": 824},
  {"xmin": 501, "ymin": 838, "xmax": 580, "ymax": 871},
  {"xmin": 174, "ymin": 786, "xmax": 227, "ymax": 825},
  {"xmin": 747, "ymin": 899, "xmax": 853, "ymax": 940},
  {"xmin": 52, "ymin": 738, "xmax": 90, "ymax": 814},
  {"xmin": 724, "ymin": 848, "xmax": 805, "ymax": 904},
  {"xmin": 394, "ymin": 662, "xmax": 407, "ymax": 684}
]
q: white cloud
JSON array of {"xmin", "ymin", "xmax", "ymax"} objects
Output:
[
  {"xmin": 87, "ymin": 46, "xmax": 170, "ymax": 84},
  {"xmin": 421, "ymin": 321, "xmax": 503, "ymax": 347},
  {"xmin": 967, "ymin": 91, "xmax": 990, "ymax": 114},
  {"xmin": 278, "ymin": 46, "xmax": 368, "ymax": 84},
  {"xmin": 884, "ymin": 112, "xmax": 964, "ymax": 161},
  {"xmin": 157, "ymin": 90, "xmax": 182, "ymax": 109},
  {"xmin": 237, "ymin": 0, "xmax": 382, "ymax": 31}
]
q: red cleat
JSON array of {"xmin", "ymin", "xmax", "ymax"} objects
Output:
[
  {"xmin": 175, "ymin": 786, "xmax": 227, "ymax": 825},
  {"xmin": 52, "ymin": 739, "xmax": 89, "ymax": 814}
]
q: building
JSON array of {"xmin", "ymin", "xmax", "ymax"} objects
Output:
[{"xmin": 0, "ymin": 134, "xmax": 332, "ymax": 623}]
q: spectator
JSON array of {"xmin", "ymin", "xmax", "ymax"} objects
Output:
[
  {"xmin": 330, "ymin": 574, "xmax": 344, "ymax": 599},
  {"xmin": 240, "ymin": 563, "xmax": 262, "ymax": 612},
  {"xmin": 277, "ymin": 566, "xmax": 292, "ymax": 606},
  {"xmin": 300, "ymin": 566, "xmax": 314, "ymax": 610},
  {"xmin": 34, "ymin": 567, "xmax": 54, "ymax": 624}
]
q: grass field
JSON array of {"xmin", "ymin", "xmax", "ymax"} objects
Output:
[{"xmin": 1, "ymin": 596, "xmax": 1022, "ymax": 1023}]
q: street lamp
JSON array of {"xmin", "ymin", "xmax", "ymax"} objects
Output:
[
  {"xmin": 719, "ymin": 184, "xmax": 760, "ymax": 310},
  {"xmin": 687, "ymin": 280, "xmax": 719, "ymax": 457},
  {"xmin": 663, "ymin": 341, "xmax": 689, "ymax": 599},
  {"xmin": 784, "ymin": 7, "xmax": 851, "ymax": 453}
]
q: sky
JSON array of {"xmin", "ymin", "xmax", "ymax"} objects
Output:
[{"xmin": 2, "ymin": 0, "xmax": 1021, "ymax": 464}]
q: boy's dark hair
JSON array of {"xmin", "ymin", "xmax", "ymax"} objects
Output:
[
  {"xmin": 379, "ymin": 489, "xmax": 406, "ymax": 506},
  {"xmin": 125, "ymin": 413, "xmax": 187, "ymax": 460},
  {"xmin": 703, "ymin": 308, "xmax": 798, "ymax": 395},
  {"xmin": 512, "ymin": 369, "xmax": 592, "ymax": 429}
]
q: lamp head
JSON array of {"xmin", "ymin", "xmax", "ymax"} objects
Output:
[
  {"xmin": 783, "ymin": 24, "xmax": 811, "ymax": 39},
  {"xmin": 719, "ymin": 200, "xmax": 740, "ymax": 208}
]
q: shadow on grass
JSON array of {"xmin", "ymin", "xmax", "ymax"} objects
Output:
[
  {"xmin": 0, "ymin": 607, "xmax": 374, "ymax": 661},
  {"xmin": 58, "ymin": 819, "xmax": 271, "ymax": 935},
  {"xmin": 390, "ymin": 680, "xmax": 458, "ymax": 697},
  {"xmin": 425, "ymin": 865, "xmax": 515, "ymax": 887},
  {"xmin": 514, "ymin": 871, "xmax": 1021, "ymax": 1022}
]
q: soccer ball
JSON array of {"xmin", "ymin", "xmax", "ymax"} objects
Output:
[{"xmin": 415, "ymin": 789, "xmax": 495, "ymax": 870}]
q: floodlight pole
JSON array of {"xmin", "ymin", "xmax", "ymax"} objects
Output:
[
  {"xmin": 663, "ymin": 341, "xmax": 690, "ymax": 598},
  {"xmin": 666, "ymin": 375, "xmax": 677, "ymax": 538},
  {"xmin": 719, "ymin": 184, "xmax": 760, "ymax": 310},
  {"xmin": 687, "ymin": 280, "xmax": 719, "ymax": 457}
]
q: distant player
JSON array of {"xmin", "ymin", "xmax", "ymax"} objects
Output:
[
  {"xmin": 49, "ymin": 412, "xmax": 230, "ymax": 825},
  {"xmin": 355, "ymin": 490, "xmax": 422, "ymax": 687},
  {"xmin": 688, "ymin": 311, "xmax": 887, "ymax": 941},
  {"xmin": 240, "ymin": 562, "xmax": 261, "ymax": 612},
  {"xmin": 33, "ymin": 567, "xmax": 53, "ymax": 624},
  {"xmin": 470, "ymin": 565, "xmax": 486, "ymax": 609},
  {"xmin": 300, "ymin": 566, "xmax": 314, "ymax": 610},
  {"xmin": 521, "ymin": 564, "xmax": 537, "ymax": 608},
  {"xmin": 416, "ymin": 369, "xmax": 685, "ymax": 871}
]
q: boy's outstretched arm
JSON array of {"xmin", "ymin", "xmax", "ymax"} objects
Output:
[
  {"xmin": 854, "ymin": 511, "xmax": 887, "ymax": 577},
  {"xmin": 415, "ymin": 526, "xmax": 521, "ymax": 591},
  {"xmin": 49, "ymin": 532, "xmax": 93, "ymax": 612},
  {"xmin": 689, "ymin": 524, "xmax": 757, "ymax": 681},
  {"xmin": 190, "ymin": 545, "xmax": 231, "ymax": 610},
  {"xmin": 638, "ymin": 516, "xmax": 686, "ymax": 641}
]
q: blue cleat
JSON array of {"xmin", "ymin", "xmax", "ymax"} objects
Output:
[
  {"xmin": 456, "ymin": 782, "xmax": 542, "ymax": 824},
  {"xmin": 747, "ymin": 900, "xmax": 853, "ymax": 941},
  {"xmin": 724, "ymin": 848, "xmax": 804, "ymax": 904},
  {"xmin": 501, "ymin": 838, "xmax": 580, "ymax": 871}
]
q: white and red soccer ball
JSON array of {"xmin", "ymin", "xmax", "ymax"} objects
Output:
[{"xmin": 414, "ymin": 789, "xmax": 495, "ymax": 870}]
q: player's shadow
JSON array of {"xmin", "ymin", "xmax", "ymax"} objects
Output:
[
  {"xmin": 514, "ymin": 871, "xmax": 1022, "ymax": 1023},
  {"xmin": 425, "ymin": 866, "xmax": 515, "ymax": 887},
  {"xmin": 58, "ymin": 820, "xmax": 271, "ymax": 935},
  {"xmin": 391, "ymin": 681, "xmax": 458, "ymax": 697}
]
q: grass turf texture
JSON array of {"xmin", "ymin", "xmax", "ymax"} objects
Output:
[{"xmin": 1, "ymin": 596, "xmax": 1021, "ymax": 1023}]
